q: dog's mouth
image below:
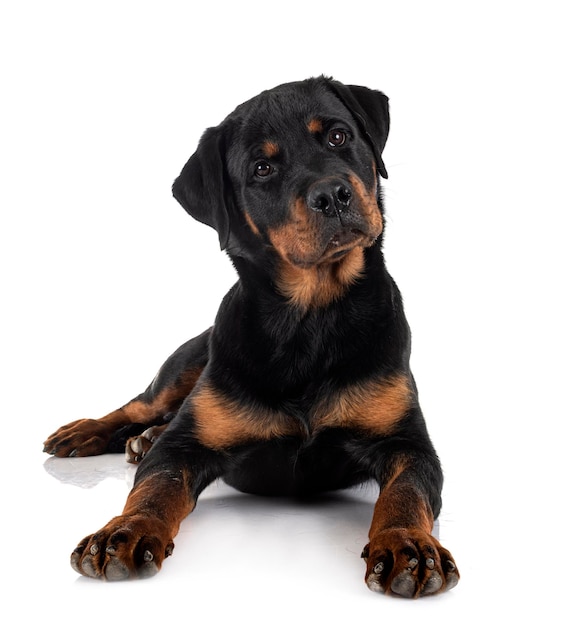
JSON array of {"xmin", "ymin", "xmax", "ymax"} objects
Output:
[
  {"xmin": 322, "ymin": 229, "xmax": 367, "ymax": 260},
  {"xmin": 270, "ymin": 219, "xmax": 380, "ymax": 269}
]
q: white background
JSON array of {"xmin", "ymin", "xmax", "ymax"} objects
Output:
[{"xmin": 1, "ymin": 0, "xmax": 568, "ymax": 623}]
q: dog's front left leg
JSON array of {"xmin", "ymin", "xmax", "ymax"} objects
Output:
[{"xmin": 361, "ymin": 448, "xmax": 459, "ymax": 598}]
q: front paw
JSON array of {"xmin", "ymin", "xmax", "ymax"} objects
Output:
[
  {"xmin": 71, "ymin": 514, "xmax": 174, "ymax": 581},
  {"xmin": 43, "ymin": 419, "xmax": 112, "ymax": 457},
  {"xmin": 362, "ymin": 528, "xmax": 459, "ymax": 598}
]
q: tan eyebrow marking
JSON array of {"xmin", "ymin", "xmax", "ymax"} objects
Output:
[
  {"xmin": 262, "ymin": 141, "xmax": 280, "ymax": 158},
  {"xmin": 307, "ymin": 118, "xmax": 323, "ymax": 133}
]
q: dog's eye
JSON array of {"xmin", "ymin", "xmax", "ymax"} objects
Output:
[
  {"xmin": 254, "ymin": 161, "xmax": 274, "ymax": 178},
  {"xmin": 328, "ymin": 130, "xmax": 347, "ymax": 147}
]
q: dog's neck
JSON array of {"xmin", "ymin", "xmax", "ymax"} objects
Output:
[
  {"xmin": 273, "ymin": 247, "xmax": 366, "ymax": 312},
  {"xmin": 229, "ymin": 240, "xmax": 387, "ymax": 314}
]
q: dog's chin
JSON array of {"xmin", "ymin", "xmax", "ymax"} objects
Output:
[
  {"xmin": 322, "ymin": 229, "xmax": 367, "ymax": 259},
  {"xmin": 289, "ymin": 229, "xmax": 373, "ymax": 268}
]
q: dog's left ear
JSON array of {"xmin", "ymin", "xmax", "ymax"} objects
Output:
[
  {"xmin": 172, "ymin": 125, "xmax": 232, "ymax": 250},
  {"xmin": 327, "ymin": 80, "xmax": 390, "ymax": 179}
]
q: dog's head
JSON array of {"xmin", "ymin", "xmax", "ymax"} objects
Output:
[{"xmin": 173, "ymin": 77, "xmax": 389, "ymax": 271}]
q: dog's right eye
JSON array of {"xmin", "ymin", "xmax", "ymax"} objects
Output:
[{"xmin": 254, "ymin": 161, "xmax": 274, "ymax": 178}]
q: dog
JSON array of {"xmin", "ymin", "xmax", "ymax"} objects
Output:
[{"xmin": 44, "ymin": 76, "xmax": 459, "ymax": 597}]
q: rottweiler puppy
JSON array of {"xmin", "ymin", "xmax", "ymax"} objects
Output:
[{"xmin": 44, "ymin": 76, "xmax": 459, "ymax": 597}]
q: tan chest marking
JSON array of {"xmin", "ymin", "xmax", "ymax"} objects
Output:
[
  {"xmin": 190, "ymin": 383, "xmax": 302, "ymax": 450},
  {"xmin": 313, "ymin": 374, "xmax": 414, "ymax": 435}
]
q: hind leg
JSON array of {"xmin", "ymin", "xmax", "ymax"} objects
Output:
[
  {"xmin": 125, "ymin": 423, "xmax": 171, "ymax": 463},
  {"xmin": 43, "ymin": 329, "xmax": 211, "ymax": 457}
]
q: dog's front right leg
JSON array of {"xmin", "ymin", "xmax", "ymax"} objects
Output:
[
  {"xmin": 68, "ymin": 377, "xmax": 291, "ymax": 580},
  {"xmin": 70, "ymin": 434, "xmax": 223, "ymax": 581},
  {"xmin": 71, "ymin": 471, "xmax": 192, "ymax": 580}
]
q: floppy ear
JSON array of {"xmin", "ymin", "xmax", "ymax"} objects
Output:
[
  {"xmin": 172, "ymin": 125, "xmax": 232, "ymax": 249},
  {"xmin": 327, "ymin": 80, "xmax": 390, "ymax": 179}
]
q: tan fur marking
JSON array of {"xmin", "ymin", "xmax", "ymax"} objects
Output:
[
  {"xmin": 244, "ymin": 211, "xmax": 261, "ymax": 236},
  {"xmin": 382, "ymin": 457, "xmax": 411, "ymax": 490},
  {"xmin": 307, "ymin": 118, "xmax": 323, "ymax": 133},
  {"xmin": 349, "ymin": 174, "xmax": 383, "ymax": 235},
  {"xmin": 277, "ymin": 247, "xmax": 364, "ymax": 311},
  {"xmin": 122, "ymin": 368, "xmax": 202, "ymax": 423},
  {"xmin": 123, "ymin": 469, "xmax": 196, "ymax": 531},
  {"xmin": 368, "ymin": 458, "xmax": 435, "ymax": 537},
  {"xmin": 268, "ymin": 197, "xmax": 318, "ymax": 267},
  {"xmin": 191, "ymin": 383, "xmax": 301, "ymax": 450},
  {"xmin": 262, "ymin": 141, "xmax": 280, "ymax": 158},
  {"xmin": 314, "ymin": 374, "xmax": 413, "ymax": 435}
]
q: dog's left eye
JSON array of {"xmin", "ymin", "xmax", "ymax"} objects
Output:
[
  {"xmin": 254, "ymin": 161, "xmax": 274, "ymax": 178},
  {"xmin": 328, "ymin": 130, "xmax": 348, "ymax": 147}
]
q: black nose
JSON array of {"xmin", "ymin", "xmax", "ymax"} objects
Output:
[{"xmin": 307, "ymin": 180, "xmax": 352, "ymax": 217}]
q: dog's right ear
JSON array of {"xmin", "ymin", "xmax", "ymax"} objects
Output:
[
  {"xmin": 327, "ymin": 79, "xmax": 390, "ymax": 179},
  {"xmin": 172, "ymin": 125, "xmax": 232, "ymax": 250}
]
